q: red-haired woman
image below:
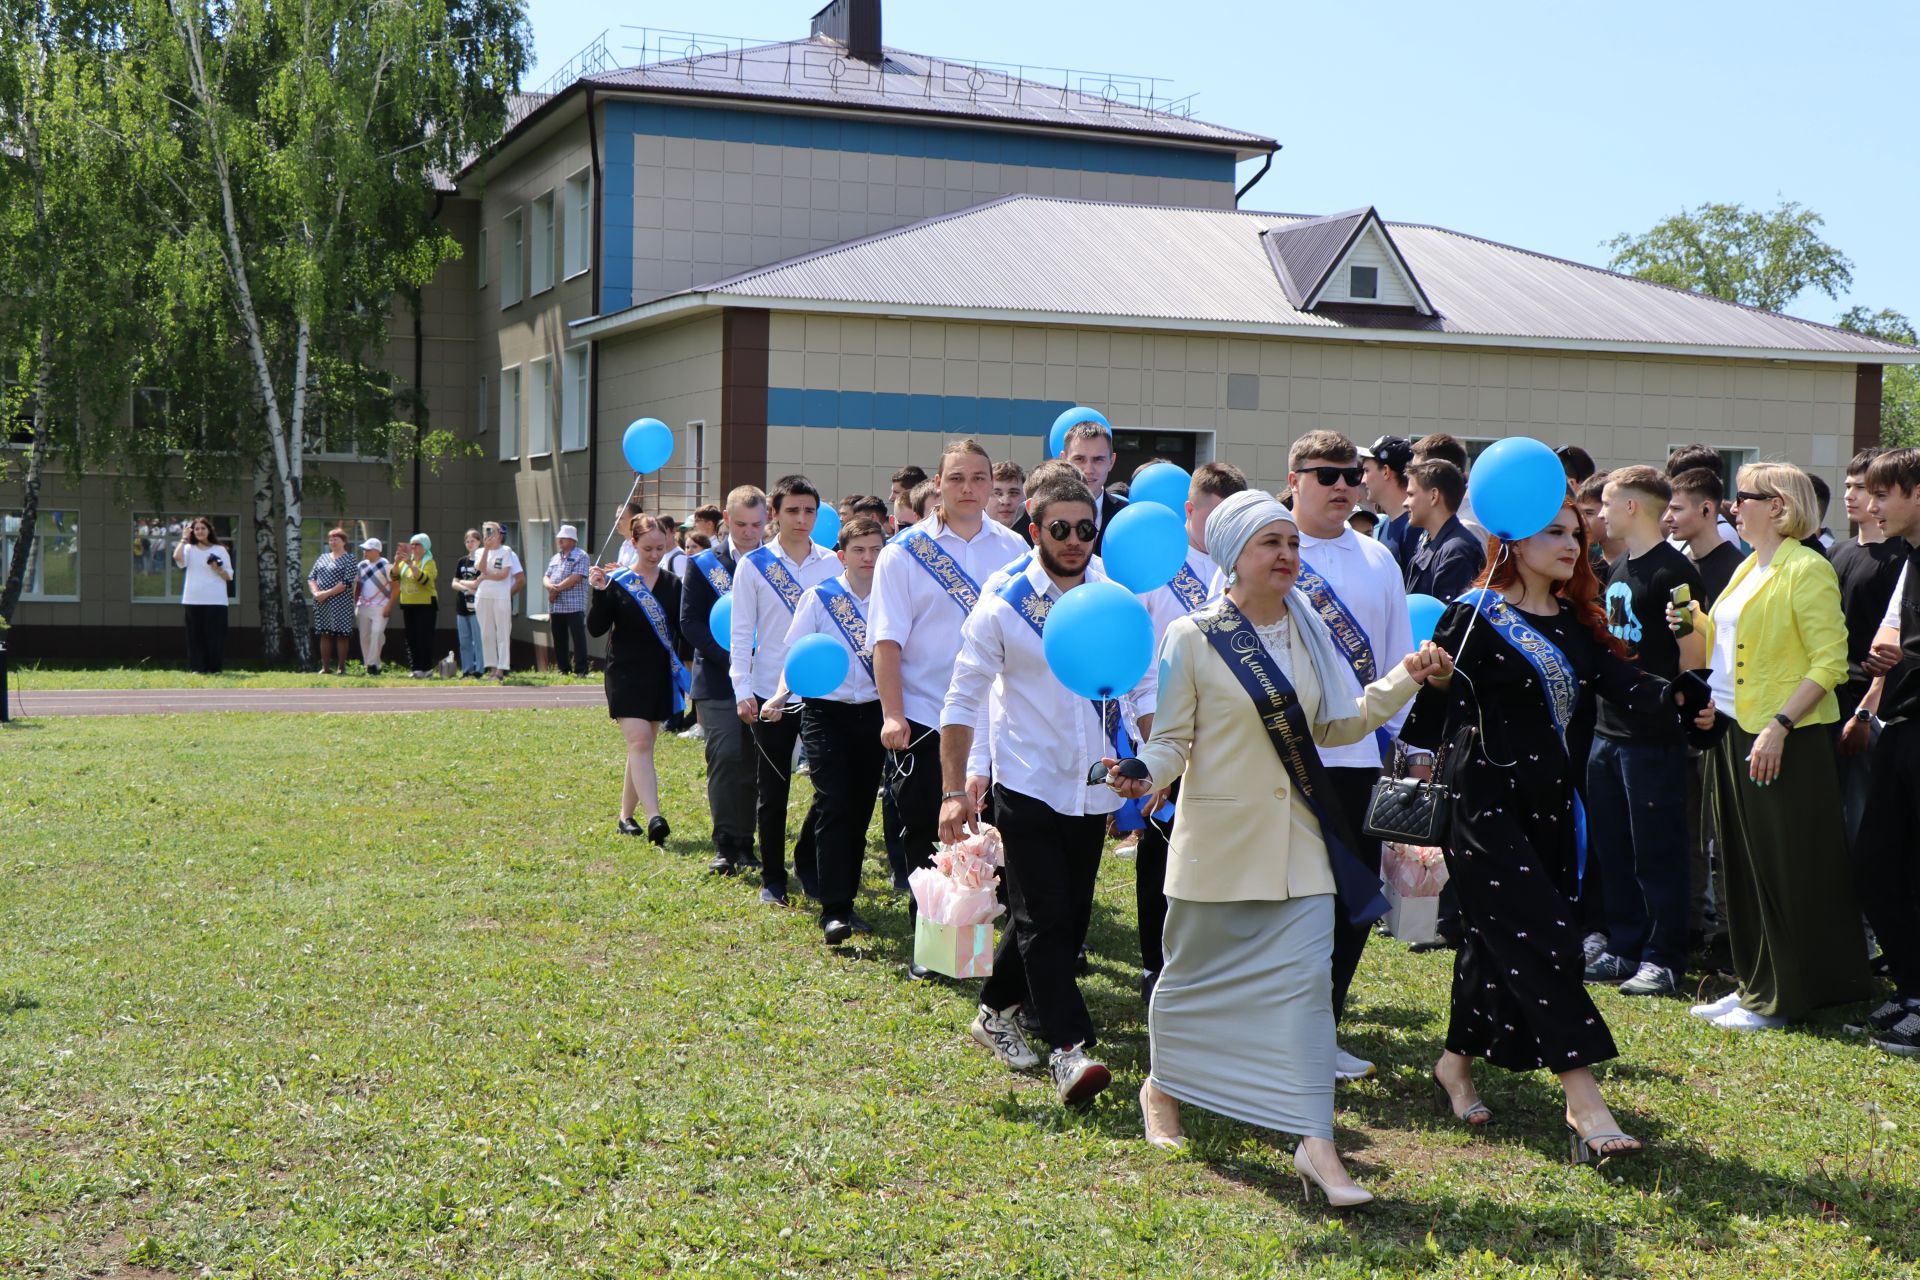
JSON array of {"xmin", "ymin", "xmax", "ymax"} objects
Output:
[{"xmin": 1400, "ymin": 492, "xmax": 1715, "ymax": 1164}]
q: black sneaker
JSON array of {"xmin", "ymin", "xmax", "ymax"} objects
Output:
[
  {"xmin": 907, "ymin": 962, "xmax": 936, "ymax": 981},
  {"xmin": 823, "ymin": 917, "xmax": 853, "ymax": 946},
  {"xmin": 1871, "ymin": 1011, "xmax": 1920, "ymax": 1058},
  {"xmin": 1584, "ymin": 953, "xmax": 1634, "ymax": 984},
  {"xmin": 708, "ymin": 853, "xmax": 736, "ymax": 876},
  {"xmin": 759, "ymin": 886, "xmax": 788, "ymax": 907},
  {"xmin": 1855, "ymin": 999, "xmax": 1920, "ymax": 1035},
  {"xmin": 1618, "ymin": 962, "xmax": 1678, "ymax": 997}
]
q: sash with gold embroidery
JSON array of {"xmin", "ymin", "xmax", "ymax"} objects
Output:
[
  {"xmin": 814, "ymin": 578, "xmax": 874, "ymax": 680},
  {"xmin": 745, "ymin": 546, "xmax": 805, "ymax": 615},
  {"xmin": 609, "ymin": 567, "xmax": 691, "ymax": 714},
  {"xmin": 893, "ymin": 525, "xmax": 983, "ymax": 617},
  {"xmin": 693, "ymin": 548, "xmax": 732, "ymax": 598},
  {"xmin": 1169, "ymin": 560, "xmax": 1211, "ymax": 614},
  {"xmin": 1298, "ymin": 558, "xmax": 1391, "ymax": 758}
]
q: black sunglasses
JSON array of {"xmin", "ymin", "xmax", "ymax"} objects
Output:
[
  {"xmin": 1734, "ymin": 490, "xmax": 1776, "ymax": 503},
  {"xmin": 1299, "ymin": 465, "xmax": 1366, "ymax": 488},
  {"xmin": 1046, "ymin": 518, "xmax": 1099, "ymax": 543}
]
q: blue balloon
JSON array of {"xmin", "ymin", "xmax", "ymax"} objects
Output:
[
  {"xmin": 784, "ymin": 633, "xmax": 850, "ymax": 698},
  {"xmin": 622, "ymin": 417, "xmax": 674, "ymax": 475},
  {"xmin": 1101, "ymin": 501, "xmax": 1187, "ymax": 592},
  {"xmin": 1408, "ymin": 593, "xmax": 1446, "ymax": 646},
  {"xmin": 810, "ymin": 503, "xmax": 841, "ymax": 549},
  {"xmin": 1468, "ymin": 436, "xmax": 1566, "ymax": 541},
  {"xmin": 1041, "ymin": 580, "xmax": 1154, "ymax": 700},
  {"xmin": 1129, "ymin": 462, "xmax": 1190, "ymax": 513},
  {"xmin": 710, "ymin": 594, "xmax": 743, "ymax": 653},
  {"xmin": 1048, "ymin": 406, "xmax": 1110, "ymax": 459}
]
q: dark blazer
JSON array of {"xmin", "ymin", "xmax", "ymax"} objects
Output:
[
  {"xmin": 1405, "ymin": 514, "xmax": 1487, "ymax": 602},
  {"xmin": 1012, "ymin": 490, "xmax": 1129, "ymax": 553},
  {"xmin": 679, "ymin": 540, "xmax": 738, "ymax": 701},
  {"xmin": 589, "ymin": 569, "xmax": 682, "ymax": 662}
]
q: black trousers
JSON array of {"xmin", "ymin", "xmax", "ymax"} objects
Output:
[
  {"xmin": 979, "ymin": 784, "xmax": 1107, "ymax": 1052},
  {"xmin": 1855, "ymin": 719, "xmax": 1920, "ymax": 999},
  {"xmin": 183, "ymin": 605, "xmax": 229, "ymax": 674},
  {"xmin": 1135, "ymin": 779, "xmax": 1179, "ymax": 977},
  {"xmin": 1327, "ymin": 765, "xmax": 1384, "ymax": 1023},
  {"xmin": 753, "ymin": 712, "xmax": 820, "ymax": 895},
  {"xmin": 400, "ymin": 602, "xmax": 438, "ymax": 673},
  {"xmin": 550, "ymin": 611, "xmax": 589, "ymax": 675},
  {"xmin": 884, "ymin": 718, "xmax": 943, "ymax": 922},
  {"xmin": 801, "ymin": 698, "xmax": 886, "ymax": 922}
]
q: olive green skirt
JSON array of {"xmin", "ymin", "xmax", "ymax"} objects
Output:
[{"xmin": 1709, "ymin": 722, "xmax": 1872, "ymax": 1019}]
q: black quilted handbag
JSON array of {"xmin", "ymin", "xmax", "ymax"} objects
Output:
[{"xmin": 1362, "ymin": 744, "xmax": 1453, "ymax": 846}]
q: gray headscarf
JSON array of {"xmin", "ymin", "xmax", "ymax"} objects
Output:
[{"xmin": 1204, "ymin": 490, "xmax": 1366, "ymax": 720}]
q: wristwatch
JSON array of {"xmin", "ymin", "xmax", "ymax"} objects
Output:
[
  {"xmin": 1772, "ymin": 712, "xmax": 1795, "ymax": 731},
  {"xmin": 1854, "ymin": 707, "xmax": 1876, "ymax": 722}
]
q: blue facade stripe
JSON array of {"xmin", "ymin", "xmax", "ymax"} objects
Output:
[
  {"xmin": 604, "ymin": 99, "xmax": 1234, "ymax": 183},
  {"xmin": 599, "ymin": 106, "xmax": 637, "ymax": 314},
  {"xmin": 768, "ymin": 387, "xmax": 1073, "ymax": 436}
]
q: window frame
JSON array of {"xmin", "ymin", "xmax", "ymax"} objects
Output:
[
  {"xmin": 476, "ymin": 225, "xmax": 490, "ymax": 290},
  {"xmin": 500, "ymin": 209, "xmax": 524, "ymax": 308},
  {"xmin": 529, "ymin": 191, "xmax": 556, "ymax": 297},
  {"xmin": 130, "ymin": 513, "xmax": 239, "ymax": 605},
  {"xmin": 2, "ymin": 509, "xmax": 80, "ymax": 602},
  {"xmin": 563, "ymin": 168, "xmax": 593, "ymax": 280},
  {"xmin": 525, "ymin": 518, "xmax": 553, "ymax": 620},
  {"xmin": 1348, "ymin": 264, "xmax": 1380, "ymax": 300},
  {"xmin": 561, "ymin": 347, "xmax": 590, "ymax": 453},
  {"xmin": 499, "ymin": 365, "xmax": 521, "ymax": 461},
  {"xmin": 527, "ymin": 357, "xmax": 553, "ymax": 457}
]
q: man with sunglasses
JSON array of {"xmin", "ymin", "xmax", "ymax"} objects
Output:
[
  {"xmin": 1286, "ymin": 430, "xmax": 1416, "ymax": 1084},
  {"xmin": 939, "ymin": 469, "xmax": 1156, "ymax": 1105},
  {"xmin": 1013, "ymin": 420, "xmax": 1132, "ymax": 552}
]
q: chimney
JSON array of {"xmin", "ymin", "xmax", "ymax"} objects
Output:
[{"xmin": 810, "ymin": 0, "xmax": 882, "ymax": 63}]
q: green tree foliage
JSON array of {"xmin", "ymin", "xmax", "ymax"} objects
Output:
[
  {"xmin": 1839, "ymin": 307, "xmax": 1920, "ymax": 448},
  {"xmin": 1606, "ymin": 200, "xmax": 1854, "ymax": 314}
]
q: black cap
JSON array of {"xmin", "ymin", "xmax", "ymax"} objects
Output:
[{"xmin": 1358, "ymin": 434, "xmax": 1413, "ymax": 473}]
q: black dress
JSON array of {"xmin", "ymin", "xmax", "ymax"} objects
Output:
[
  {"xmin": 1401, "ymin": 596, "xmax": 1682, "ymax": 1074},
  {"xmin": 588, "ymin": 572, "xmax": 682, "ymax": 723}
]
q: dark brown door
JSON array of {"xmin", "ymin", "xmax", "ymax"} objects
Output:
[{"xmin": 1112, "ymin": 429, "xmax": 1200, "ymax": 489}]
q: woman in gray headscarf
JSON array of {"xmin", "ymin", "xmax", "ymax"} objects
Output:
[{"xmin": 1108, "ymin": 490, "xmax": 1451, "ymax": 1208}]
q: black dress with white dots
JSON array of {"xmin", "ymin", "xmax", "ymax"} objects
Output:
[{"xmin": 1402, "ymin": 597, "xmax": 1680, "ymax": 1073}]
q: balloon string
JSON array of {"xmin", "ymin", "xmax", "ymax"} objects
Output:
[{"xmin": 595, "ymin": 474, "xmax": 645, "ymax": 567}]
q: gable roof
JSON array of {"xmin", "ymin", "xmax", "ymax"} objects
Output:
[
  {"xmin": 1262, "ymin": 207, "xmax": 1433, "ymax": 315},
  {"xmin": 574, "ymin": 195, "xmax": 1917, "ymax": 363}
]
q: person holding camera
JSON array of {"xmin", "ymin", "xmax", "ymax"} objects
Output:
[
  {"xmin": 393, "ymin": 533, "xmax": 439, "ymax": 678},
  {"xmin": 173, "ymin": 515, "xmax": 232, "ymax": 674}
]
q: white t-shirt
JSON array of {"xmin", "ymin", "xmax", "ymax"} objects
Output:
[
  {"xmin": 1707, "ymin": 562, "xmax": 1774, "ymax": 710},
  {"xmin": 180, "ymin": 544, "xmax": 231, "ymax": 607},
  {"xmin": 475, "ymin": 545, "xmax": 522, "ymax": 600}
]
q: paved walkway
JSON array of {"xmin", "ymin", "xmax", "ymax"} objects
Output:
[{"xmin": 4, "ymin": 685, "xmax": 607, "ymax": 718}]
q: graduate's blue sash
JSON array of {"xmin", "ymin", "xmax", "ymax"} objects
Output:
[
  {"xmin": 744, "ymin": 546, "xmax": 805, "ymax": 614},
  {"xmin": 1194, "ymin": 599, "xmax": 1390, "ymax": 926},
  {"xmin": 814, "ymin": 579, "xmax": 874, "ymax": 680},
  {"xmin": 1297, "ymin": 558, "xmax": 1391, "ymax": 758},
  {"xmin": 609, "ymin": 568, "xmax": 691, "ymax": 715},
  {"xmin": 997, "ymin": 571, "xmax": 1153, "ymax": 831},
  {"xmin": 1458, "ymin": 587, "xmax": 1590, "ymax": 875},
  {"xmin": 1169, "ymin": 560, "xmax": 1211, "ymax": 614},
  {"xmin": 693, "ymin": 548, "xmax": 732, "ymax": 597},
  {"xmin": 893, "ymin": 525, "xmax": 982, "ymax": 617}
]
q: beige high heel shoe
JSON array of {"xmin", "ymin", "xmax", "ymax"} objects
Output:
[
  {"xmin": 1293, "ymin": 1142, "xmax": 1374, "ymax": 1209},
  {"xmin": 1139, "ymin": 1081, "xmax": 1187, "ymax": 1152}
]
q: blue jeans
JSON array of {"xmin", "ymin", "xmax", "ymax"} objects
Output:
[
  {"xmin": 455, "ymin": 612, "xmax": 482, "ymax": 675},
  {"xmin": 1587, "ymin": 737, "xmax": 1691, "ymax": 973}
]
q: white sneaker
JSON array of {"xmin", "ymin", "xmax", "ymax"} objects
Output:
[
  {"xmin": 1689, "ymin": 991, "xmax": 1742, "ymax": 1021},
  {"xmin": 1333, "ymin": 1045, "xmax": 1376, "ymax": 1082},
  {"xmin": 1048, "ymin": 1042, "xmax": 1112, "ymax": 1105},
  {"xmin": 1710, "ymin": 1006, "xmax": 1786, "ymax": 1032},
  {"xmin": 678, "ymin": 723, "xmax": 706, "ymax": 742},
  {"xmin": 970, "ymin": 1004, "xmax": 1040, "ymax": 1071}
]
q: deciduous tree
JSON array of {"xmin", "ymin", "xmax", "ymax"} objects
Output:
[{"xmin": 1607, "ymin": 200, "xmax": 1853, "ymax": 315}]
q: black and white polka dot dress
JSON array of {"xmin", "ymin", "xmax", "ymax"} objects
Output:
[{"xmin": 1401, "ymin": 598, "xmax": 1677, "ymax": 1074}]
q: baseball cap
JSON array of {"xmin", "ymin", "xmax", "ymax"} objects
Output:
[
  {"xmin": 1357, "ymin": 434, "xmax": 1413, "ymax": 473},
  {"xmin": 360, "ymin": 538, "xmax": 383, "ymax": 552}
]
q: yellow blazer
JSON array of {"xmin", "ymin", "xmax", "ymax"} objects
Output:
[
  {"xmin": 1696, "ymin": 539, "xmax": 1847, "ymax": 732},
  {"xmin": 1138, "ymin": 612, "xmax": 1420, "ymax": 904}
]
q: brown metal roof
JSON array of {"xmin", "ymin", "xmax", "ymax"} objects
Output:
[{"xmin": 662, "ymin": 195, "xmax": 1915, "ymax": 359}]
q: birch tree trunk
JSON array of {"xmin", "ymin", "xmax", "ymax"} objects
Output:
[{"xmin": 252, "ymin": 464, "xmax": 283, "ymax": 661}]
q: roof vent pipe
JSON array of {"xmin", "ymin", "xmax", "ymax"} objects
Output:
[{"xmin": 810, "ymin": 0, "xmax": 882, "ymax": 62}]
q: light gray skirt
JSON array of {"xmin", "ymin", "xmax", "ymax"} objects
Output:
[{"xmin": 1147, "ymin": 893, "xmax": 1336, "ymax": 1141}]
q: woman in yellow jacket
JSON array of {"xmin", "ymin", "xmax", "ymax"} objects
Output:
[
  {"xmin": 393, "ymin": 533, "xmax": 440, "ymax": 679},
  {"xmin": 1685, "ymin": 463, "xmax": 1871, "ymax": 1030}
]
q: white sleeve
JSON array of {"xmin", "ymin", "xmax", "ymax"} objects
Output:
[
  {"xmin": 940, "ymin": 601, "xmax": 1003, "ymax": 731},
  {"xmin": 783, "ymin": 591, "xmax": 819, "ymax": 650},
  {"xmin": 729, "ymin": 565, "xmax": 758, "ymax": 702},
  {"xmin": 868, "ymin": 545, "xmax": 914, "ymax": 647},
  {"xmin": 1379, "ymin": 574, "xmax": 1415, "ymax": 741},
  {"xmin": 1885, "ymin": 565, "xmax": 1908, "ymax": 631}
]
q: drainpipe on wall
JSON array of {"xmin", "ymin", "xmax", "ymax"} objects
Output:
[
  {"xmin": 1235, "ymin": 150, "xmax": 1274, "ymax": 207},
  {"xmin": 585, "ymin": 86, "xmax": 602, "ymax": 550},
  {"xmin": 412, "ymin": 192, "xmax": 443, "ymax": 535}
]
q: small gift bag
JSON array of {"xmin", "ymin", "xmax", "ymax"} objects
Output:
[
  {"xmin": 906, "ymin": 824, "xmax": 1006, "ymax": 979},
  {"xmin": 913, "ymin": 919, "xmax": 995, "ymax": 979},
  {"xmin": 1379, "ymin": 843, "xmax": 1449, "ymax": 945}
]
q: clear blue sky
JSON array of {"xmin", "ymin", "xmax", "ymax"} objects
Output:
[{"xmin": 523, "ymin": 0, "xmax": 1919, "ymax": 327}]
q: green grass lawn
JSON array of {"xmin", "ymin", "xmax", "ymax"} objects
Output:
[
  {"xmin": 4, "ymin": 661, "xmax": 591, "ymax": 691},
  {"xmin": 1, "ymin": 708, "xmax": 1915, "ymax": 1278}
]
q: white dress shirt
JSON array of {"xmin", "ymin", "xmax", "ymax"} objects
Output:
[
  {"xmin": 730, "ymin": 537, "xmax": 840, "ymax": 702},
  {"xmin": 869, "ymin": 513, "xmax": 1030, "ymax": 727},
  {"xmin": 941, "ymin": 556, "xmax": 1151, "ymax": 816},
  {"xmin": 1141, "ymin": 543, "xmax": 1221, "ymax": 653},
  {"xmin": 1295, "ymin": 525, "xmax": 1414, "ymax": 767},
  {"xmin": 782, "ymin": 574, "xmax": 879, "ymax": 705}
]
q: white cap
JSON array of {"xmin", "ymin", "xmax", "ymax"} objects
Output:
[
  {"xmin": 557, "ymin": 524, "xmax": 579, "ymax": 542},
  {"xmin": 360, "ymin": 538, "xmax": 383, "ymax": 552}
]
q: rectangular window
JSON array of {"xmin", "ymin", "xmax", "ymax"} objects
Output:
[
  {"xmin": 132, "ymin": 514, "xmax": 237, "ymax": 603},
  {"xmin": 298, "ymin": 516, "xmax": 393, "ymax": 566},
  {"xmin": 2, "ymin": 372, "xmax": 31, "ymax": 446},
  {"xmin": 1348, "ymin": 265, "xmax": 1379, "ymax": 299},
  {"xmin": 501, "ymin": 209, "xmax": 524, "ymax": 307},
  {"xmin": 530, "ymin": 192, "xmax": 555, "ymax": 295},
  {"xmin": 477, "ymin": 375, "xmax": 488, "ymax": 448},
  {"xmin": 132, "ymin": 386, "xmax": 169, "ymax": 435},
  {"xmin": 563, "ymin": 169, "xmax": 593, "ymax": 279},
  {"xmin": 2, "ymin": 510, "xmax": 79, "ymax": 601},
  {"xmin": 525, "ymin": 518, "xmax": 553, "ymax": 618},
  {"xmin": 561, "ymin": 347, "xmax": 589, "ymax": 452},
  {"xmin": 527, "ymin": 358, "xmax": 553, "ymax": 456},
  {"xmin": 499, "ymin": 366, "xmax": 521, "ymax": 459},
  {"xmin": 476, "ymin": 225, "xmax": 489, "ymax": 289}
]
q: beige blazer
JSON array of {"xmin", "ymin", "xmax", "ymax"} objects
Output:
[{"xmin": 1137, "ymin": 612, "xmax": 1419, "ymax": 904}]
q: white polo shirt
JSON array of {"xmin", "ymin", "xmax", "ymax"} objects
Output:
[
  {"xmin": 1295, "ymin": 525, "xmax": 1414, "ymax": 767},
  {"xmin": 729, "ymin": 538, "xmax": 840, "ymax": 702},
  {"xmin": 782, "ymin": 574, "xmax": 879, "ymax": 705},
  {"xmin": 869, "ymin": 513, "xmax": 1029, "ymax": 728}
]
